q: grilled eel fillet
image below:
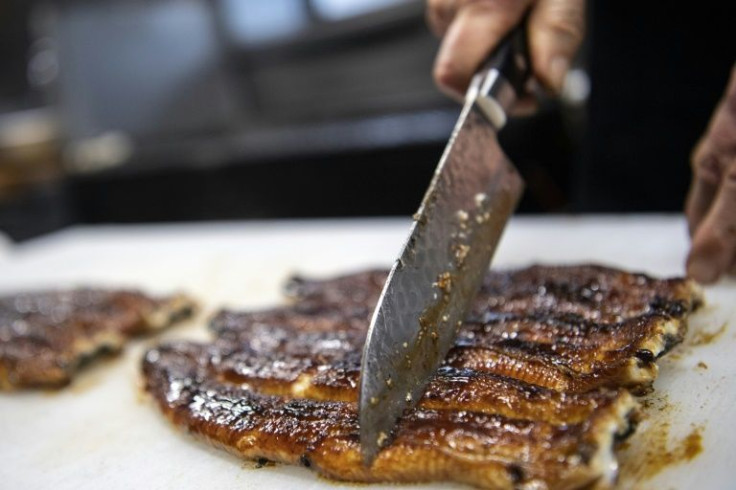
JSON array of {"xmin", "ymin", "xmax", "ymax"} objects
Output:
[
  {"xmin": 142, "ymin": 264, "xmax": 702, "ymax": 489},
  {"xmin": 217, "ymin": 265, "xmax": 702, "ymax": 395},
  {"xmin": 0, "ymin": 288, "xmax": 196, "ymax": 389}
]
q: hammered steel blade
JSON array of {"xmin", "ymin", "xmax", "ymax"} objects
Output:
[{"xmin": 358, "ymin": 99, "xmax": 524, "ymax": 465}]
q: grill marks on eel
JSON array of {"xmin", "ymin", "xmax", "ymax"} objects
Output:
[
  {"xmin": 142, "ymin": 264, "xmax": 701, "ymax": 489},
  {"xmin": 209, "ymin": 267, "xmax": 698, "ymax": 395},
  {"xmin": 144, "ymin": 342, "xmax": 636, "ymax": 489}
]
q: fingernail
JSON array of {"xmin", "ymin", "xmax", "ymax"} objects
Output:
[
  {"xmin": 548, "ymin": 57, "xmax": 570, "ymax": 93},
  {"xmin": 687, "ymin": 257, "xmax": 719, "ymax": 284}
]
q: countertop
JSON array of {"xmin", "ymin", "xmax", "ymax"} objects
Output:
[{"xmin": 1, "ymin": 215, "xmax": 733, "ymax": 489}]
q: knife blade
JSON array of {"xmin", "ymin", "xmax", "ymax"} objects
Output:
[{"xmin": 358, "ymin": 25, "xmax": 530, "ymax": 466}]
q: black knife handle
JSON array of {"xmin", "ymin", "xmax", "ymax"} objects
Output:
[
  {"xmin": 466, "ymin": 20, "xmax": 531, "ymax": 128},
  {"xmin": 480, "ymin": 22, "xmax": 531, "ymax": 98}
]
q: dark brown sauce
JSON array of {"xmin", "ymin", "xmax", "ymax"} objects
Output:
[
  {"xmin": 690, "ymin": 323, "xmax": 727, "ymax": 346},
  {"xmin": 620, "ymin": 423, "xmax": 703, "ymax": 482},
  {"xmin": 619, "ymin": 389, "xmax": 704, "ymax": 485}
]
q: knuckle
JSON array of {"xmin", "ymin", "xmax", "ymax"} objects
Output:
[
  {"xmin": 426, "ymin": 0, "xmax": 456, "ymax": 35},
  {"xmin": 433, "ymin": 59, "xmax": 461, "ymax": 90},
  {"xmin": 714, "ymin": 228, "xmax": 736, "ymax": 249},
  {"xmin": 425, "ymin": 11, "xmax": 442, "ymax": 36},
  {"xmin": 465, "ymin": 0, "xmax": 515, "ymax": 10},
  {"xmin": 725, "ymin": 164, "xmax": 736, "ymax": 184},
  {"xmin": 706, "ymin": 115, "xmax": 736, "ymax": 157},
  {"xmin": 463, "ymin": 0, "xmax": 522, "ymax": 28},
  {"xmin": 692, "ymin": 153, "xmax": 722, "ymax": 184},
  {"xmin": 690, "ymin": 141, "xmax": 707, "ymax": 169},
  {"xmin": 700, "ymin": 227, "xmax": 728, "ymax": 252},
  {"xmin": 547, "ymin": 11, "xmax": 585, "ymax": 45},
  {"xmin": 535, "ymin": 0, "xmax": 586, "ymax": 47},
  {"xmin": 706, "ymin": 217, "xmax": 736, "ymax": 248},
  {"xmin": 427, "ymin": 0, "xmax": 445, "ymax": 16}
]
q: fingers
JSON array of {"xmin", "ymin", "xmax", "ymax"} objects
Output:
[
  {"xmin": 527, "ymin": 0, "xmax": 586, "ymax": 93},
  {"xmin": 686, "ymin": 141, "xmax": 722, "ymax": 236},
  {"xmin": 426, "ymin": 0, "xmax": 458, "ymax": 37},
  {"xmin": 687, "ymin": 163, "xmax": 736, "ymax": 284},
  {"xmin": 433, "ymin": 0, "xmax": 532, "ymax": 100},
  {"xmin": 429, "ymin": 0, "xmax": 585, "ymax": 101},
  {"xmin": 685, "ymin": 63, "xmax": 736, "ymax": 283}
]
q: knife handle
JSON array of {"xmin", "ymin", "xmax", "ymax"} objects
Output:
[
  {"xmin": 484, "ymin": 22, "xmax": 531, "ymax": 97},
  {"xmin": 467, "ymin": 22, "xmax": 531, "ymax": 128}
]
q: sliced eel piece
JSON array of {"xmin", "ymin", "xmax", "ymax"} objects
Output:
[
  {"xmin": 210, "ymin": 334, "xmax": 655, "ymax": 397},
  {"xmin": 143, "ymin": 342, "xmax": 637, "ymax": 490},
  {"xmin": 282, "ymin": 264, "xmax": 702, "ymax": 325},
  {"xmin": 0, "ymin": 288, "xmax": 195, "ymax": 389},
  {"xmin": 460, "ymin": 312, "xmax": 687, "ymax": 360},
  {"xmin": 213, "ymin": 341, "xmax": 634, "ymax": 426},
  {"xmin": 205, "ymin": 304, "xmax": 692, "ymax": 394},
  {"xmin": 474, "ymin": 264, "xmax": 701, "ymax": 323}
]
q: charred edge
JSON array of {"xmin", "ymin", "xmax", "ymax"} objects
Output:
[
  {"xmin": 255, "ymin": 457, "xmax": 270, "ymax": 469},
  {"xmin": 615, "ymin": 411, "xmax": 639, "ymax": 444},
  {"xmin": 72, "ymin": 343, "xmax": 123, "ymax": 374},
  {"xmin": 613, "ymin": 417, "xmax": 639, "ymax": 447},
  {"xmin": 628, "ymin": 382, "xmax": 654, "ymax": 396},
  {"xmin": 649, "ymin": 297, "xmax": 687, "ymax": 317},
  {"xmin": 690, "ymin": 292, "xmax": 705, "ymax": 311},
  {"xmin": 658, "ymin": 333, "xmax": 683, "ymax": 358},
  {"xmin": 283, "ymin": 276, "xmax": 308, "ymax": 299},
  {"xmin": 507, "ymin": 464, "xmax": 525, "ymax": 486},
  {"xmin": 299, "ymin": 454, "xmax": 312, "ymax": 468},
  {"xmin": 168, "ymin": 305, "xmax": 195, "ymax": 324},
  {"xmin": 577, "ymin": 441, "xmax": 597, "ymax": 465},
  {"xmin": 634, "ymin": 349, "xmax": 655, "ymax": 364}
]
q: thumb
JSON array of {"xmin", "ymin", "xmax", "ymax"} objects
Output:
[{"xmin": 528, "ymin": 0, "xmax": 586, "ymax": 93}]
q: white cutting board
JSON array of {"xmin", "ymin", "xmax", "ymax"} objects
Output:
[{"xmin": 0, "ymin": 216, "xmax": 733, "ymax": 490}]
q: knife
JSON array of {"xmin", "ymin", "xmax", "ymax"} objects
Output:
[{"xmin": 358, "ymin": 24, "xmax": 530, "ymax": 466}]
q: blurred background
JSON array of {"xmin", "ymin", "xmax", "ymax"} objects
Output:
[{"xmin": 0, "ymin": 0, "xmax": 733, "ymax": 241}]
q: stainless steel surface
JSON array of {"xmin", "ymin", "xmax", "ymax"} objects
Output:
[{"xmin": 358, "ymin": 77, "xmax": 524, "ymax": 464}]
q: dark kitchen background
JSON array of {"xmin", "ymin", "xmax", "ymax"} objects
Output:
[{"xmin": 1, "ymin": 0, "xmax": 733, "ymax": 241}]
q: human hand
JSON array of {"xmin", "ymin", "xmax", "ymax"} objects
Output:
[
  {"xmin": 426, "ymin": 0, "xmax": 585, "ymax": 107},
  {"xmin": 686, "ymin": 65, "xmax": 736, "ymax": 284}
]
